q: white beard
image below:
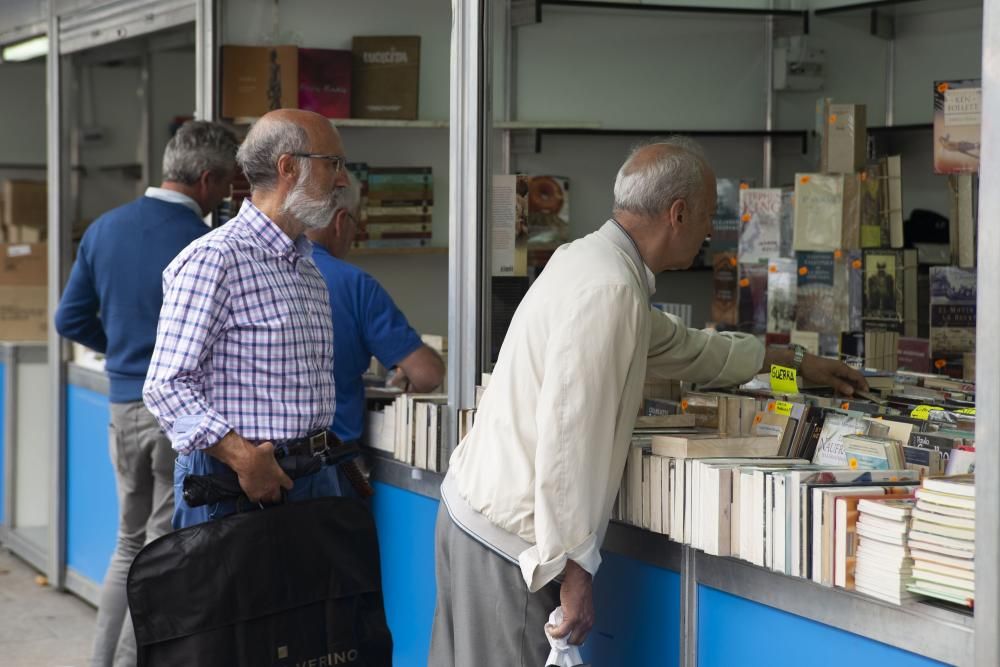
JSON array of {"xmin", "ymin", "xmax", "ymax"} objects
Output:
[{"xmin": 280, "ymin": 161, "xmax": 341, "ymax": 230}]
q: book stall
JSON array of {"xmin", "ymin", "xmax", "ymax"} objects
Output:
[{"xmin": 0, "ymin": 0, "xmax": 996, "ymax": 665}]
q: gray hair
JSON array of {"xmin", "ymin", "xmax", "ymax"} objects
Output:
[
  {"xmin": 334, "ymin": 171, "xmax": 362, "ymax": 217},
  {"xmin": 612, "ymin": 136, "xmax": 708, "ymax": 218},
  {"xmin": 161, "ymin": 121, "xmax": 239, "ymax": 185},
  {"xmin": 236, "ymin": 116, "xmax": 310, "ymax": 191}
]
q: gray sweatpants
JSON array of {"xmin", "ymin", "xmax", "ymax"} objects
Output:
[
  {"xmin": 428, "ymin": 503, "xmax": 560, "ymax": 667},
  {"xmin": 90, "ymin": 401, "xmax": 176, "ymax": 667}
]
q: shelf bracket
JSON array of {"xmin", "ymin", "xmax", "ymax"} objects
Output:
[
  {"xmin": 509, "ymin": 128, "xmax": 541, "ymax": 154},
  {"xmin": 869, "ymin": 9, "xmax": 896, "ymax": 40},
  {"xmin": 511, "ymin": 0, "xmax": 539, "ymax": 27}
]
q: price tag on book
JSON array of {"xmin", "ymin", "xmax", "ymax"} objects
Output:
[
  {"xmin": 774, "ymin": 400, "xmax": 794, "ymax": 416},
  {"xmin": 770, "ymin": 365, "xmax": 798, "ymax": 395},
  {"xmin": 911, "ymin": 405, "xmax": 945, "ymax": 420},
  {"xmin": 957, "ymin": 408, "xmax": 976, "ymax": 416}
]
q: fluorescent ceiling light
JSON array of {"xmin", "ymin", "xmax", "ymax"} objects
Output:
[{"xmin": 2, "ymin": 35, "xmax": 48, "ymax": 62}]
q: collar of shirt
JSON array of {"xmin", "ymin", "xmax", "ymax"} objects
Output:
[
  {"xmin": 144, "ymin": 186, "xmax": 204, "ymax": 219},
  {"xmin": 238, "ymin": 199, "xmax": 314, "ymax": 263},
  {"xmin": 599, "ymin": 219, "xmax": 657, "ymax": 297}
]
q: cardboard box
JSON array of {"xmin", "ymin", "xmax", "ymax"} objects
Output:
[
  {"xmin": 221, "ymin": 45, "xmax": 299, "ymax": 119},
  {"xmin": 0, "ymin": 243, "xmax": 47, "ymax": 341},
  {"xmin": 4, "ymin": 225, "xmax": 45, "ymax": 243},
  {"xmin": 352, "ymin": 36, "xmax": 420, "ymax": 120},
  {"xmin": 3, "ymin": 179, "xmax": 47, "ymax": 228},
  {"xmin": 298, "ymin": 48, "xmax": 352, "ymax": 118},
  {"xmin": 827, "ymin": 104, "xmax": 866, "ymax": 174}
]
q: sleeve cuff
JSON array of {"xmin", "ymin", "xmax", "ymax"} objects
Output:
[
  {"xmin": 517, "ymin": 532, "xmax": 602, "ymax": 593},
  {"xmin": 170, "ymin": 412, "xmax": 232, "ymax": 455}
]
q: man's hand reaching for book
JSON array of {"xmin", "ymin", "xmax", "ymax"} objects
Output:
[{"xmin": 800, "ymin": 354, "xmax": 869, "ymax": 396}]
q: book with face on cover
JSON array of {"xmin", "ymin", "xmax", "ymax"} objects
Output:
[
  {"xmin": 862, "ymin": 248, "xmax": 918, "ymax": 336},
  {"xmin": 793, "ymin": 173, "xmax": 844, "ymax": 252},
  {"xmin": 934, "ymin": 79, "xmax": 981, "ymax": 174}
]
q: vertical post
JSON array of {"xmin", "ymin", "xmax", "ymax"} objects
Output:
[
  {"xmin": 680, "ymin": 546, "xmax": 698, "ymax": 667},
  {"xmin": 46, "ymin": 8, "xmax": 67, "ymax": 590},
  {"xmin": 448, "ymin": 0, "xmax": 486, "ymax": 455},
  {"xmin": 884, "ymin": 38, "xmax": 895, "ymax": 127},
  {"xmin": 763, "ymin": 15, "xmax": 774, "ymax": 188},
  {"xmin": 975, "ymin": 0, "xmax": 999, "ymax": 663},
  {"xmin": 195, "ymin": 0, "xmax": 217, "ymax": 121}
]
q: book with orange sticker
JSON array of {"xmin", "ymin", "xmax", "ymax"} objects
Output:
[
  {"xmin": 793, "ymin": 173, "xmax": 843, "ymax": 252},
  {"xmin": 933, "ymin": 79, "xmax": 981, "ymax": 174}
]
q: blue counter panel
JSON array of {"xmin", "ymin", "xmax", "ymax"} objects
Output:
[
  {"xmin": 582, "ymin": 551, "xmax": 682, "ymax": 667},
  {"xmin": 697, "ymin": 585, "xmax": 950, "ymax": 667},
  {"xmin": 371, "ymin": 482, "xmax": 439, "ymax": 667},
  {"xmin": 66, "ymin": 384, "xmax": 116, "ymax": 584},
  {"xmin": 0, "ymin": 362, "xmax": 6, "ymax": 525}
]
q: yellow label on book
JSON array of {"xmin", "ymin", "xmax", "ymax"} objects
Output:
[
  {"xmin": 774, "ymin": 401, "xmax": 794, "ymax": 416},
  {"xmin": 957, "ymin": 408, "xmax": 976, "ymax": 416},
  {"xmin": 770, "ymin": 365, "xmax": 798, "ymax": 395},
  {"xmin": 911, "ymin": 405, "xmax": 945, "ymax": 420}
]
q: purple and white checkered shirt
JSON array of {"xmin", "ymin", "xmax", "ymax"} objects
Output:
[{"xmin": 143, "ymin": 199, "xmax": 335, "ymax": 455}]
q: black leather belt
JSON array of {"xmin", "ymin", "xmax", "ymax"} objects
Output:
[{"xmin": 275, "ymin": 429, "xmax": 334, "ymax": 458}]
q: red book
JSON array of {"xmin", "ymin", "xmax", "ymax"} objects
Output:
[
  {"xmin": 897, "ymin": 337, "xmax": 930, "ymax": 374},
  {"xmin": 298, "ymin": 48, "xmax": 352, "ymax": 118}
]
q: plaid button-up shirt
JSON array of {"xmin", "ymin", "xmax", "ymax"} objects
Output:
[{"xmin": 144, "ymin": 199, "xmax": 335, "ymax": 455}]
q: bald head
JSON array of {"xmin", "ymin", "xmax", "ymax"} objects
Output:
[
  {"xmin": 236, "ymin": 109, "xmax": 342, "ymax": 192},
  {"xmin": 613, "ymin": 137, "xmax": 713, "ymax": 221}
]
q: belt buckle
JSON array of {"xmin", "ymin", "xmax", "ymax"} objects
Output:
[{"xmin": 308, "ymin": 431, "xmax": 328, "ymax": 455}]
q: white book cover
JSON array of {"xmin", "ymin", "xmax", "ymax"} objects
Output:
[
  {"xmin": 739, "ymin": 188, "xmax": 783, "ymax": 264},
  {"xmin": 793, "ymin": 173, "xmax": 844, "ymax": 252}
]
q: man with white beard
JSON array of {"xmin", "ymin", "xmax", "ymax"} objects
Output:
[{"xmin": 144, "ymin": 109, "xmax": 351, "ymax": 528}]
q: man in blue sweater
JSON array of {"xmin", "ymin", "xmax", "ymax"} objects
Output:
[
  {"xmin": 307, "ymin": 173, "xmax": 445, "ymax": 446},
  {"xmin": 54, "ymin": 120, "xmax": 238, "ymax": 667}
]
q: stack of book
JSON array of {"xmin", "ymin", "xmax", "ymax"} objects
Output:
[
  {"xmin": 906, "ymin": 475, "xmax": 976, "ymax": 608},
  {"xmin": 853, "ymin": 497, "xmax": 916, "ymax": 604},
  {"xmin": 355, "ymin": 166, "xmax": 433, "ymax": 249}
]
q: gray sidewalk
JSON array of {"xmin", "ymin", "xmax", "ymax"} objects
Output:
[{"xmin": 0, "ymin": 547, "xmax": 96, "ymax": 667}]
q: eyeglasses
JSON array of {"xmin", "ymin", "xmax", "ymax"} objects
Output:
[{"xmin": 288, "ymin": 153, "xmax": 347, "ymax": 172}]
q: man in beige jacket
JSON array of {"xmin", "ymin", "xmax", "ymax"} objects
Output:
[{"xmin": 429, "ymin": 137, "xmax": 867, "ymax": 666}]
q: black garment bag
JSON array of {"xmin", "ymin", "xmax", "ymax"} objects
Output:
[{"xmin": 127, "ymin": 496, "xmax": 392, "ymax": 666}]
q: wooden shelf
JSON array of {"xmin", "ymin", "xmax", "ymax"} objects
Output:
[{"xmin": 350, "ymin": 246, "xmax": 448, "ymax": 257}]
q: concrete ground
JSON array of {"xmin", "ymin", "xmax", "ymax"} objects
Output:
[{"xmin": 0, "ymin": 547, "xmax": 96, "ymax": 667}]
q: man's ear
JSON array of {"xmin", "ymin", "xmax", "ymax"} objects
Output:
[
  {"xmin": 276, "ymin": 153, "xmax": 299, "ymax": 183},
  {"xmin": 669, "ymin": 198, "xmax": 687, "ymax": 226}
]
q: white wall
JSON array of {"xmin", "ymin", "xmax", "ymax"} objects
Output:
[
  {"xmin": 503, "ymin": 0, "xmax": 982, "ymax": 327},
  {"xmin": 0, "ymin": 61, "xmax": 47, "ymax": 182}
]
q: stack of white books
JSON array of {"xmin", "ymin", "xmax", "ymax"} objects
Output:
[{"xmin": 853, "ymin": 497, "xmax": 916, "ymax": 605}]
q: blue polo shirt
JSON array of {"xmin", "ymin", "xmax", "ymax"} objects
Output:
[
  {"xmin": 311, "ymin": 244, "xmax": 424, "ymax": 442},
  {"xmin": 54, "ymin": 196, "xmax": 209, "ymax": 403}
]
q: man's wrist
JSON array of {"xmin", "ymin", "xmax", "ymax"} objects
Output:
[
  {"xmin": 207, "ymin": 430, "xmax": 254, "ymax": 471},
  {"xmin": 790, "ymin": 344, "xmax": 807, "ymax": 372}
]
